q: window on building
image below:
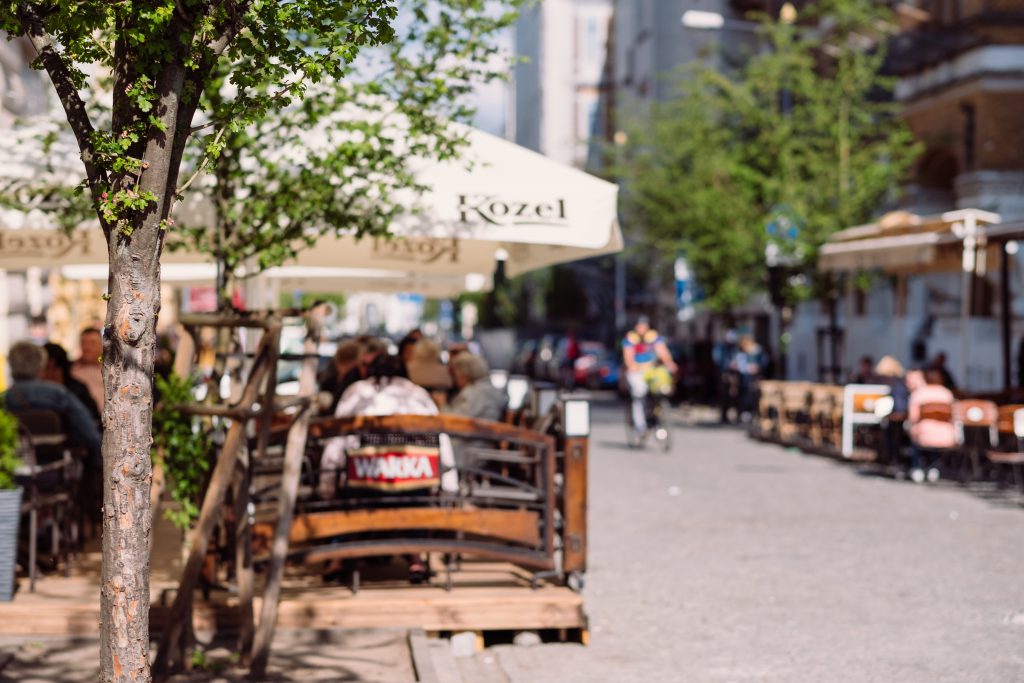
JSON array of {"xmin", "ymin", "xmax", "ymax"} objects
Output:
[
  {"xmin": 586, "ymin": 17, "xmax": 600, "ymax": 62},
  {"xmin": 961, "ymin": 102, "xmax": 976, "ymax": 172},
  {"xmin": 972, "ymin": 274, "xmax": 994, "ymax": 318},
  {"xmin": 576, "ymin": 91, "xmax": 600, "ymax": 140},
  {"xmin": 853, "ymin": 287, "xmax": 867, "ymax": 317}
]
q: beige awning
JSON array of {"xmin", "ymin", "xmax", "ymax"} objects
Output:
[
  {"xmin": 819, "ymin": 232, "xmax": 942, "ymax": 272},
  {"xmin": 818, "ymin": 208, "xmax": 1002, "ymax": 274}
]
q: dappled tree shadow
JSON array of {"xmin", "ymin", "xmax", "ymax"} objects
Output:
[{"xmin": 0, "ymin": 629, "xmax": 416, "ymax": 682}]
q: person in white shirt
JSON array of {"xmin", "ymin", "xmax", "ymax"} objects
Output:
[{"xmin": 318, "ymin": 354, "xmax": 450, "ymax": 583}]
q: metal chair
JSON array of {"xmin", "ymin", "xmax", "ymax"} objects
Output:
[
  {"xmin": 985, "ymin": 405, "xmax": 1024, "ymax": 490},
  {"xmin": 952, "ymin": 399, "xmax": 999, "ymax": 483},
  {"xmin": 909, "ymin": 402, "xmax": 958, "ymax": 478},
  {"xmin": 12, "ymin": 410, "xmax": 82, "ymax": 591}
]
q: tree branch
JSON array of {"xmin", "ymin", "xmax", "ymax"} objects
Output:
[
  {"xmin": 164, "ymin": 0, "xmax": 252, "ymax": 209},
  {"xmin": 175, "ymin": 125, "xmax": 226, "ymax": 196},
  {"xmin": 17, "ymin": 4, "xmax": 107, "ymax": 205}
]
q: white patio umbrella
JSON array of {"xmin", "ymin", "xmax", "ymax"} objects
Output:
[{"xmin": 0, "ymin": 125, "xmax": 622, "ymax": 290}]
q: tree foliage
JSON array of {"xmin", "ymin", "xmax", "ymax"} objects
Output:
[
  {"xmin": 152, "ymin": 372, "xmax": 211, "ymax": 530},
  {"xmin": 172, "ymin": 1, "xmax": 521, "ymax": 291},
  {"xmin": 614, "ymin": 0, "xmax": 920, "ymax": 311},
  {"xmin": 0, "ymin": 406, "xmax": 22, "ymax": 491}
]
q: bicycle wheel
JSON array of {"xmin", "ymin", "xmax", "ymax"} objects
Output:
[
  {"xmin": 652, "ymin": 398, "xmax": 672, "ymax": 453},
  {"xmin": 625, "ymin": 401, "xmax": 644, "ymax": 448}
]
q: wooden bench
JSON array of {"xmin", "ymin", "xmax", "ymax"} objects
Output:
[
  {"xmin": 250, "ymin": 413, "xmax": 576, "ymax": 587},
  {"xmin": 778, "ymin": 382, "xmax": 813, "ymax": 444},
  {"xmin": 808, "ymin": 384, "xmax": 844, "ymax": 452},
  {"xmin": 755, "ymin": 380, "xmax": 784, "ymax": 439}
]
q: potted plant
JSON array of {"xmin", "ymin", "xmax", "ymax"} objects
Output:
[{"xmin": 0, "ymin": 406, "xmax": 23, "ymax": 601}]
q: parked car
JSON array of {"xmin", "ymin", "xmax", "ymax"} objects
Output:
[{"xmin": 577, "ymin": 347, "xmax": 619, "ymax": 390}]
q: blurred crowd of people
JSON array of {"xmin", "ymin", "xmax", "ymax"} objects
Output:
[{"xmin": 317, "ymin": 329, "xmax": 506, "ymax": 422}]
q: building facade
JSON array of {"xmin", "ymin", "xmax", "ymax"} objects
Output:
[
  {"xmin": 787, "ymin": 0, "xmax": 1024, "ymax": 390},
  {"xmin": 513, "ymin": 0, "xmax": 614, "ymax": 168},
  {"xmin": 892, "ymin": 0, "xmax": 1024, "ymax": 218}
]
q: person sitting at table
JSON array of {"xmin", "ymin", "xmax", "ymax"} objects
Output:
[
  {"xmin": 874, "ymin": 356, "xmax": 908, "ymax": 411},
  {"xmin": 444, "ymin": 353, "xmax": 506, "ymax": 422},
  {"xmin": 849, "ymin": 355, "xmax": 875, "ymax": 384},
  {"xmin": 397, "ymin": 328, "xmax": 424, "ymax": 369},
  {"xmin": 3, "ymin": 341, "xmax": 104, "ymax": 519},
  {"xmin": 328, "ymin": 337, "xmax": 386, "ymax": 408},
  {"xmin": 41, "ymin": 342, "xmax": 102, "ymax": 426},
  {"xmin": 318, "ymin": 353, "xmax": 443, "ymax": 583},
  {"xmin": 70, "ymin": 327, "xmax": 105, "ymax": 416},
  {"xmin": 319, "ymin": 339, "xmax": 364, "ymax": 414},
  {"xmin": 3, "ymin": 341, "xmax": 102, "ymax": 465},
  {"xmin": 873, "ymin": 356, "xmax": 908, "ymax": 468},
  {"xmin": 405, "ymin": 339, "xmax": 452, "ymax": 396},
  {"xmin": 907, "ymin": 368, "xmax": 956, "ymax": 484}
]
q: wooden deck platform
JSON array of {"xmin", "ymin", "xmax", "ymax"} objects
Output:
[
  {"xmin": 158, "ymin": 561, "xmax": 586, "ymax": 636},
  {"xmin": 0, "ymin": 518, "xmax": 586, "ymax": 638}
]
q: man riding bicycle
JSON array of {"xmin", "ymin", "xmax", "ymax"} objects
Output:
[{"xmin": 623, "ymin": 316, "xmax": 677, "ymax": 439}]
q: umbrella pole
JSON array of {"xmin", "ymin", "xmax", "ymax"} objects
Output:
[{"xmin": 959, "ymin": 214, "xmax": 977, "ymax": 391}]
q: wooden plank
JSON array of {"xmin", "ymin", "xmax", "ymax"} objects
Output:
[
  {"xmin": 311, "ymin": 414, "xmax": 557, "ymax": 452},
  {"xmin": 254, "ymin": 508, "xmax": 542, "ymax": 548},
  {"xmin": 151, "ymin": 586, "xmax": 586, "ymax": 634},
  {"xmin": 407, "ymin": 629, "xmax": 441, "ymax": 683},
  {"xmin": 250, "ymin": 307, "xmax": 324, "ymax": 678},
  {"xmin": 561, "ymin": 436, "xmax": 587, "ymax": 575}
]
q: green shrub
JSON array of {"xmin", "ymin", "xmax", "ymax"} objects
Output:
[
  {"xmin": 0, "ymin": 407, "xmax": 22, "ymax": 491},
  {"xmin": 152, "ymin": 373, "xmax": 211, "ymax": 529}
]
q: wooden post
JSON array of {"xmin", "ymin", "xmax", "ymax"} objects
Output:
[
  {"xmin": 249, "ymin": 306, "xmax": 325, "ymax": 679},
  {"xmin": 238, "ymin": 325, "xmax": 281, "ymax": 663},
  {"xmin": 1001, "ymin": 244, "xmax": 1012, "ymax": 392},
  {"xmin": 233, "ymin": 449, "xmax": 254, "ymax": 662},
  {"xmin": 561, "ymin": 436, "xmax": 588, "ymax": 576},
  {"xmin": 152, "ymin": 323, "xmax": 279, "ymax": 679}
]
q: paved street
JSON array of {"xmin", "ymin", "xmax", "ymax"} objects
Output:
[{"xmin": 493, "ymin": 400, "xmax": 1024, "ymax": 682}]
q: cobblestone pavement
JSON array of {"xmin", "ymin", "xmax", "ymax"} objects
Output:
[{"xmin": 492, "ymin": 402, "xmax": 1024, "ymax": 683}]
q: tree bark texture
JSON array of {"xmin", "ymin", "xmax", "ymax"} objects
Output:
[{"xmin": 99, "ymin": 224, "xmax": 161, "ymax": 683}]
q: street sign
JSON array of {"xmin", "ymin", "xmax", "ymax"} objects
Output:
[{"xmin": 674, "ymin": 253, "xmax": 697, "ymax": 321}]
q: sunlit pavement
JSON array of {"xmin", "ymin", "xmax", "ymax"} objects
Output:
[{"xmin": 490, "ymin": 400, "xmax": 1024, "ymax": 683}]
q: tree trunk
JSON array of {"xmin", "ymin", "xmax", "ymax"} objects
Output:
[{"xmin": 99, "ymin": 225, "xmax": 162, "ymax": 682}]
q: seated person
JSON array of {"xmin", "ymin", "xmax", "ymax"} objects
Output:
[
  {"xmin": 319, "ymin": 339, "xmax": 364, "ymax": 414},
  {"xmin": 2, "ymin": 341, "xmax": 102, "ymax": 467},
  {"xmin": 333, "ymin": 337, "xmax": 387, "ymax": 403},
  {"xmin": 318, "ymin": 353, "xmax": 444, "ymax": 583},
  {"xmin": 444, "ymin": 354, "xmax": 507, "ymax": 422},
  {"xmin": 42, "ymin": 342, "xmax": 102, "ymax": 425},
  {"xmin": 398, "ymin": 328, "xmax": 424, "ymax": 369},
  {"xmin": 874, "ymin": 356, "xmax": 908, "ymax": 414},
  {"xmin": 334, "ymin": 354, "xmax": 438, "ymax": 418},
  {"xmin": 907, "ymin": 368, "xmax": 956, "ymax": 484},
  {"xmin": 319, "ymin": 354, "xmax": 442, "ymax": 499},
  {"xmin": 874, "ymin": 356, "xmax": 908, "ymax": 466},
  {"xmin": 405, "ymin": 339, "xmax": 452, "ymax": 395}
]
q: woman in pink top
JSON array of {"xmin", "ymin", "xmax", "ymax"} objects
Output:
[{"xmin": 907, "ymin": 368, "xmax": 956, "ymax": 482}]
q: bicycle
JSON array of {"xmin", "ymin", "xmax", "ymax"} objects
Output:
[{"xmin": 624, "ymin": 366, "xmax": 674, "ymax": 452}]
